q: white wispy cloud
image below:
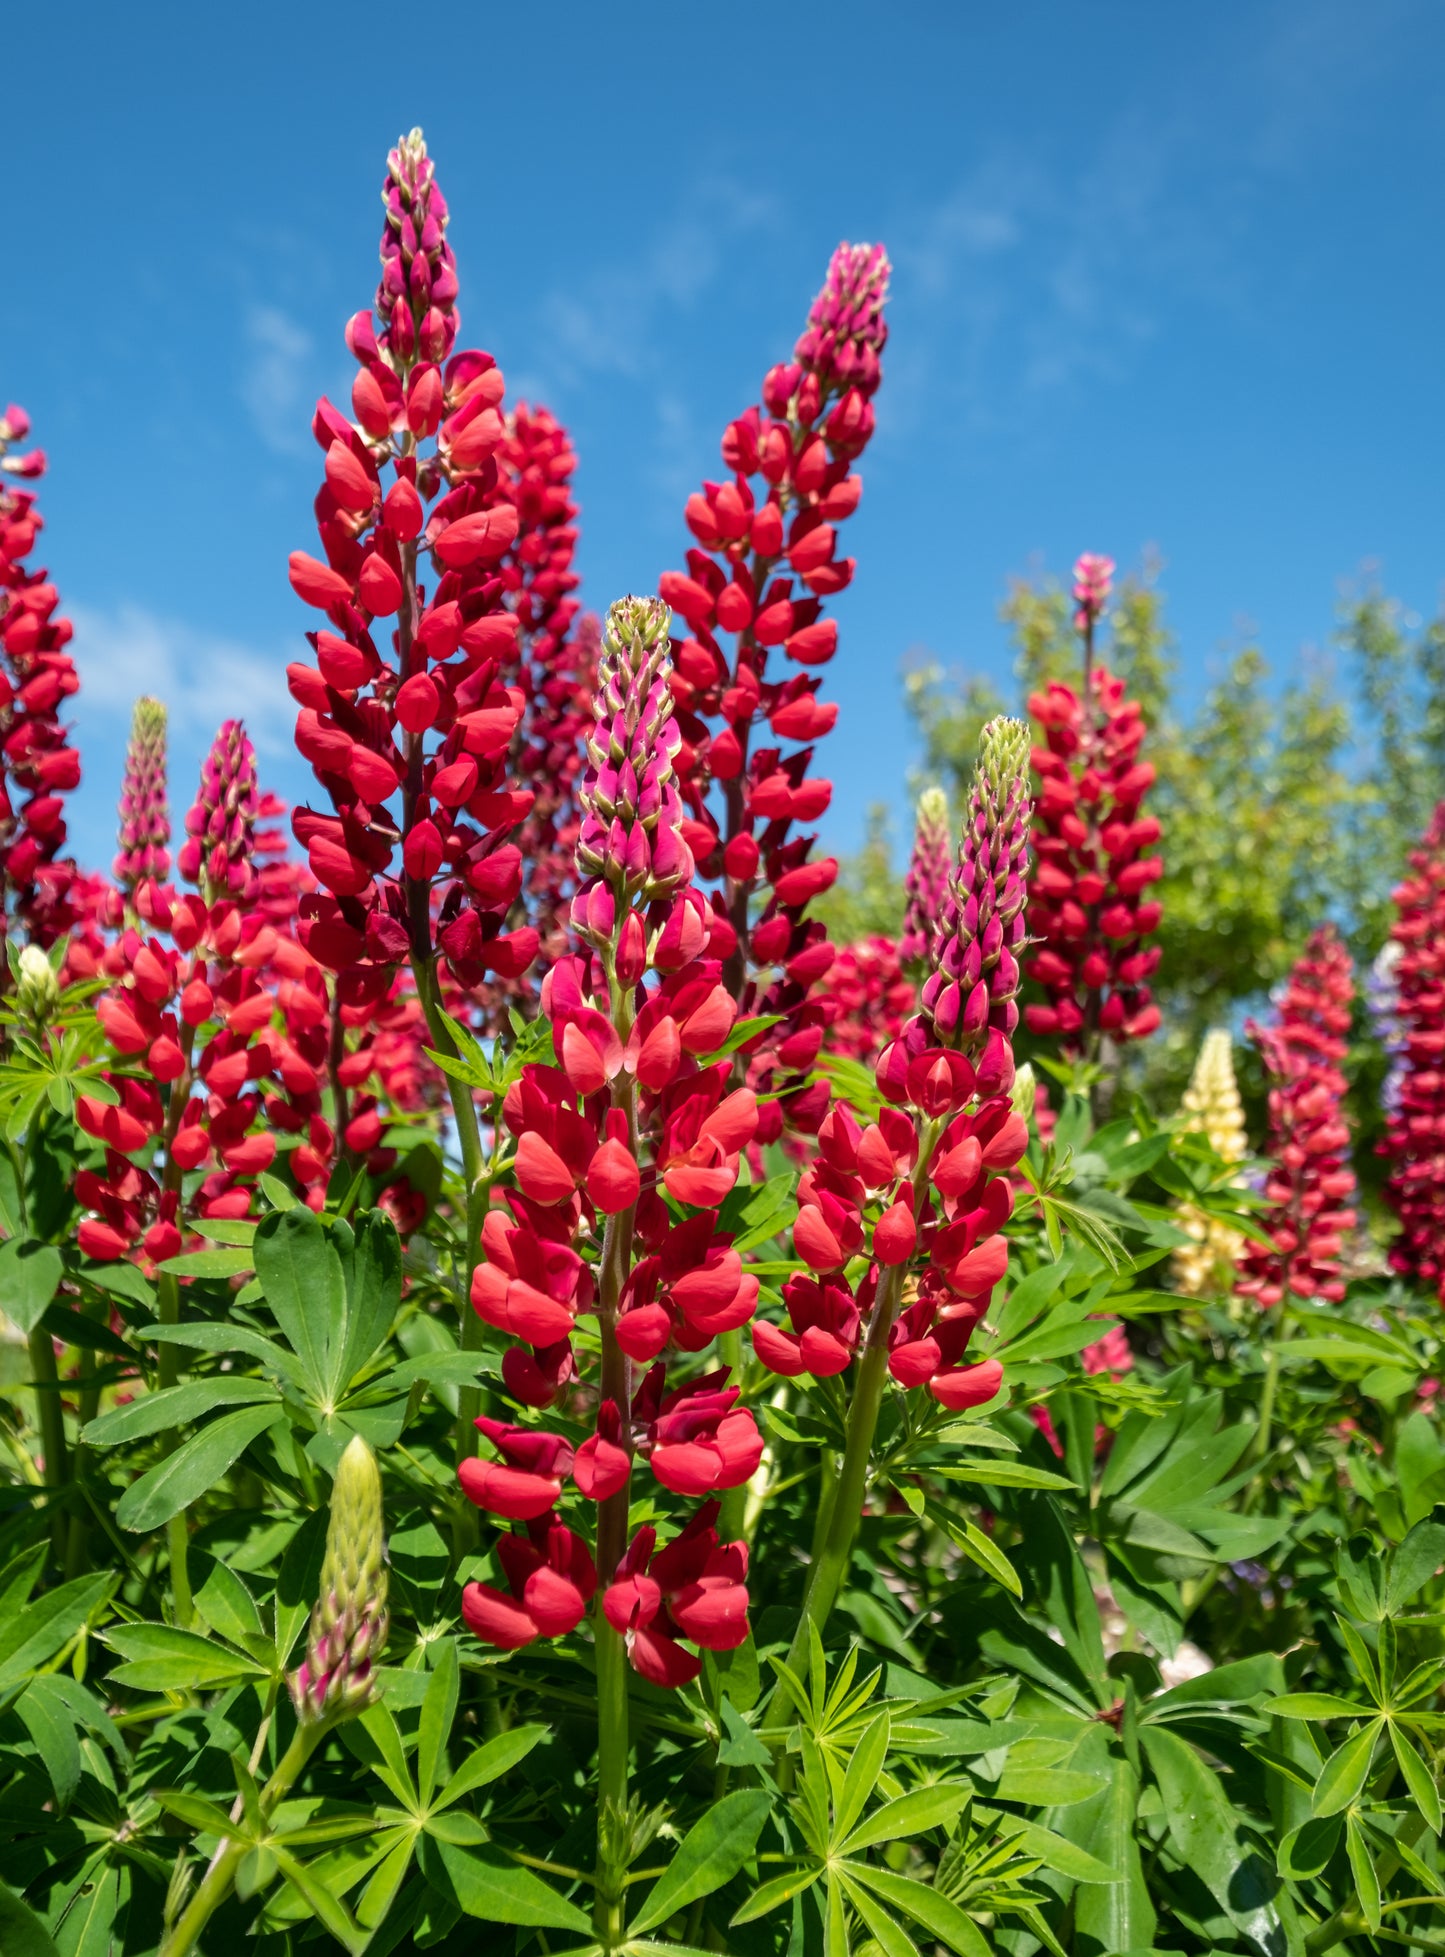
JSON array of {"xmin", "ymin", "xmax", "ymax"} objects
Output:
[
  {"xmin": 239, "ymin": 303, "xmax": 316, "ymax": 456},
  {"xmin": 68, "ymin": 601, "xmax": 292, "ymax": 757}
]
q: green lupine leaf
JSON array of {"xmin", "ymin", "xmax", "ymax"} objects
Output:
[
  {"xmin": 0, "ymin": 1880, "xmax": 60, "ymax": 1957},
  {"xmin": 1390, "ymin": 1722, "xmax": 1443, "ymax": 1833},
  {"xmin": 83, "ymin": 1377, "xmax": 280, "ymax": 1448},
  {"xmin": 629, "ymin": 1789, "xmax": 771, "ymax": 1935},
  {"xmin": 839, "ymin": 1782, "xmax": 973, "ymax": 1854},
  {"xmin": 115, "ymin": 1403, "xmax": 285, "ymax": 1532},
  {"xmin": 843, "ymin": 1864, "xmax": 991, "ymax": 1957},
  {"xmin": 1265, "ymin": 1693, "xmax": 1372, "ymax": 1721},
  {"xmin": 1277, "ymin": 1812, "xmax": 1342, "ymax": 1879},
  {"xmin": 106, "ymin": 1622, "xmax": 266, "ymax": 1690},
  {"xmin": 417, "ymin": 1836, "xmax": 589, "ymax": 1931},
  {"xmin": 435, "ymin": 1724, "xmax": 548, "ymax": 1811},
  {"xmin": 1141, "ymin": 1727, "xmax": 1284, "ymax": 1955},
  {"xmin": 729, "ymin": 1865, "xmax": 821, "ymax": 1925},
  {"xmin": 0, "ymin": 1238, "xmax": 63, "ymax": 1335},
  {"xmin": 1311, "ymin": 1718, "xmax": 1383, "ymax": 1817}
]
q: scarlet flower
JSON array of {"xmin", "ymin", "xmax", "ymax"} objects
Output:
[
  {"xmin": 603, "ymin": 1502, "xmax": 750, "ymax": 1686},
  {"xmin": 458, "ymin": 1418, "xmax": 575, "ymax": 1520},
  {"xmin": 461, "ymin": 1513, "xmax": 597, "ymax": 1650},
  {"xmin": 1381, "ymin": 804, "xmax": 1445, "ymax": 1301},
  {"xmin": 1237, "ymin": 926, "xmax": 1357, "ymax": 1308},
  {"xmin": 638, "ymin": 1370, "xmax": 765, "ymax": 1497}
]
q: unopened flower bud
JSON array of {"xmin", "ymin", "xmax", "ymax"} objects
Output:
[
  {"xmin": 289, "ymin": 1434, "xmax": 389, "ymax": 1724},
  {"xmin": 179, "ymin": 720, "xmax": 259, "ymax": 903},
  {"xmin": 15, "ymin": 943, "xmax": 59, "ymax": 1026}
]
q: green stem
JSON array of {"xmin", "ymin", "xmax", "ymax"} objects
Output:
[
  {"xmin": 27, "ymin": 1325, "xmax": 67, "ymax": 1563},
  {"xmin": 64, "ymin": 1296, "xmax": 109, "ymax": 1577},
  {"xmin": 717, "ymin": 1327, "xmax": 747, "ymax": 1540},
  {"xmin": 1249, "ymin": 1304, "xmax": 1292, "ymax": 1472},
  {"xmin": 156, "ymin": 1269, "xmax": 193, "ymax": 1626},
  {"xmin": 158, "ymin": 1718, "xmax": 328, "ymax": 1957},
  {"xmin": 765, "ymin": 1124, "xmax": 940, "ymax": 1737}
]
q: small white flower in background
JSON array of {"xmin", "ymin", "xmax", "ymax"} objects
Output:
[{"xmin": 1159, "ymin": 1641, "xmax": 1213, "ymax": 1689}]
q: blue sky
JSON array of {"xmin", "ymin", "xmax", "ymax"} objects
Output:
[{"xmin": 5, "ymin": 0, "xmax": 1443, "ymax": 876}]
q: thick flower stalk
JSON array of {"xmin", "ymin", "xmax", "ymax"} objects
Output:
[
  {"xmin": 457, "ymin": 601, "xmax": 761, "ymax": 1746},
  {"xmin": 1172, "ymin": 1028, "xmax": 1249, "ymax": 1296},
  {"xmin": 287, "ymin": 129, "xmax": 537, "ymax": 1011},
  {"xmin": 1237, "ymin": 926, "xmax": 1357, "ymax": 1308},
  {"xmin": 290, "ymin": 1434, "xmax": 389, "ymax": 1721},
  {"xmin": 1382, "ymin": 804, "xmax": 1445, "ymax": 1301},
  {"xmin": 114, "ymin": 697, "xmax": 171, "ymax": 896},
  {"xmin": 757, "ymin": 719, "xmax": 1033, "ymax": 1672},
  {"xmin": 1024, "ymin": 553, "xmax": 1162, "ymax": 1054},
  {"xmin": 0, "ymin": 405, "xmax": 83, "ymax": 952},
  {"xmin": 661, "ymin": 242, "xmax": 890, "ymax": 1139}
]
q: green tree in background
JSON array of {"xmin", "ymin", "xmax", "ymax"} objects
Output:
[{"xmin": 896, "ymin": 559, "xmax": 1444, "ymax": 1110}]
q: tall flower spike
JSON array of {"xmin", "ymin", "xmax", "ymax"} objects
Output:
[
  {"xmin": 1172, "ymin": 1028, "xmax": 1248, "ymax": 1297},
  {"xmin": 661, "ymin": 239, "xmax": 890, "ymax": 1142},
  {"xmin": 0, "ymin": 403, "xmax": 83, "ymax": 951},
  {"xmin": 290, "ymin": 1435, "xmax": 389, "ymax": 1722},
  {"xmin": 114, "ymin": 697, "xmax": 171, "ymax": 894},
  {"xmin": 1071, "ymin": 552, "xmax": 1115, "ymax": 634},
  {"xmin": 1237, "ymin": 927, "xmax": 1357, "ymax": 1309},
  {"xmin": 1382, "ymin": 803, "xmax": 1445, "ymax": 1301},
  {"xmin": 901, "ymin": 786, "xmax": 952, "ymax": 972},
  {"xmin": 575, "ymin": 597, "xmax": 693, "ymax": 909},
  {"xmin": 922, "ymin": 717, "xmax": 1032, "ymax": 1055},
  {"xmin": 179, "ymin": 720, "xmax": 258, "ymax": 903}
]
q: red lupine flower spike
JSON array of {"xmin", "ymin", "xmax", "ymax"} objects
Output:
[
  {"xmin": 922, "ymin": 719, "xmax": 1031, "ymax": 1055},
  {"xmin": 114, "ymin": 697, "xmax": 171, "ymax": 895},
  {"xmin": 0, "ymin": 406, "xmax": 84, "ymax": 953},
  {"xmin": 1024, "ymin": 563, "xmax": 1163, "ymax": 1054},
  {"xmin": 661, "ymin": 240, "xmax": 889, "ymax": 1141},
  {"xmin": 1237, "ymin": 925, "xmax": 1358, "ymax": 1308},
  {"xmin": 1381, "ymin": 803, "xmax": 1445, "ymax": 1301},
  {"xmin": 901, "ymin": 785, "xmax": 952, "ymax": 972},
  {"xmin": 179, "ymin": 720, "xmax": 258, "ymax": 903}
]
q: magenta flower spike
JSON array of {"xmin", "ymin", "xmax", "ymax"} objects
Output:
[
  {"xmin": 795, "ymin": 242, "xmax": 891, "ymax": 399},
  {"xmin": 179, "ymin": 719, "xmax": 259, "ymax": 902},
  {"xmin": 921, "ymin": 717, "xmax": 1032, "ymax": 1054},
  {"xmin": 1071, "ymin": 551, "xmax": 1115, "ymax": 633},
  {"xmin": 113, "ymin": 696, "xmax": 171, "ymax": 895},
  {"xmin": 900, "ymin": 785, "xmax": 952, "ymax": 973},
  {"xmin": 377, "ymin": 127, "xmax": 459, "ymax": 365},
  {"xmin": 575, "ymin": 597, "xmax": 693, "ymax": 913}
]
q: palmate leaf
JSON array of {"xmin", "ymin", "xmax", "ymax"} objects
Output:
[
  {"xmin": 0, "ymin": 1879, "xmax": 60, "ymax": 1957},
  {"xmin": 417, "ymin": 1836, "xmax": 589, "ymax": 1931}
]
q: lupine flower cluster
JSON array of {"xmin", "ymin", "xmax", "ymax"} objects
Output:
[
  {"xmin": 1237, "ymin": 926, "xmax": 1357, "ymax": 1308},
  {"xmin": 660, "ymin": 242, "xmax": 890, "ymax": 1140},
  {"xmin": 1172, "ymin": 1028, "xmax": 1249, "ymax": 1297},
  {"xmin": 458, "ymin": 598, "xmax": 763, "ymax": 1689},
  {"xmin": 113, "ymin": 698, "xmax": 171, "ymax": 897},
  {"xmin": 0, "ymin": 406, "xmax": 82, "ymax": 952},
  {"xmin": 1382, "ymin": 803, "xmax": 1445, "ymax": 1301},
  {"xmin": 821, "ymin": 936, "xmax": 914, "ymax": 1065},
  {"xmin": 76, "ymin": 720, "xmax": 306, "ymax": 1259},
  {"xmin": 753, "ymin": 718, "xmax": 1032, "ymax": 1408},
  {"xmin": 286, "ymin": 129, "xmax": 537, "ymax": 995},
  {"xmin": 901, "ymin": 786, "xmax": 952, "ymax": 972},
  {"xmin": 1024, "ymin": 554, "xmax": 1163, "ymax": 1052}
]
